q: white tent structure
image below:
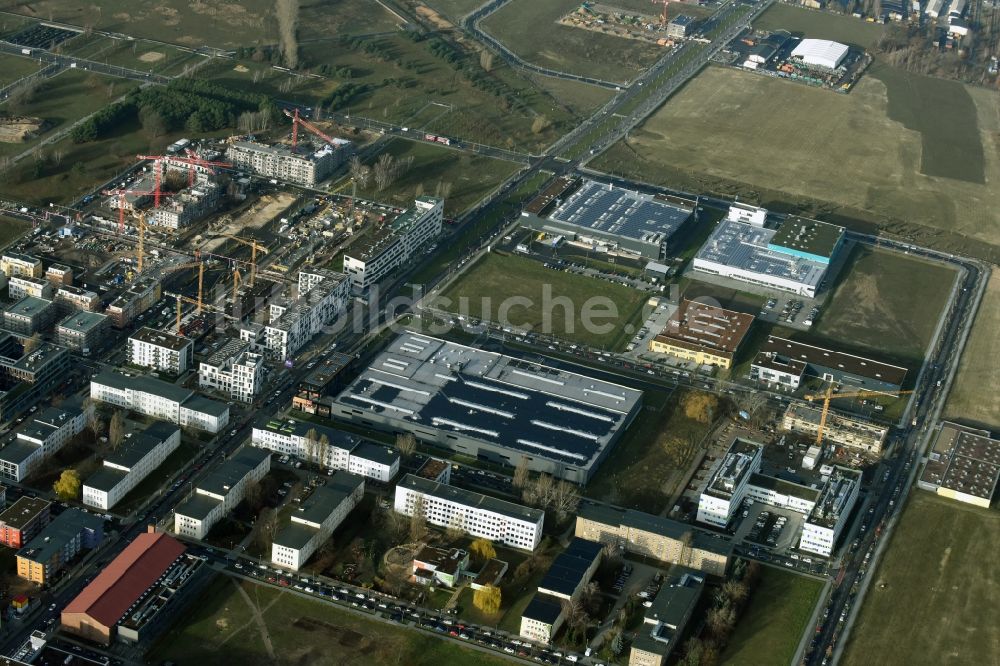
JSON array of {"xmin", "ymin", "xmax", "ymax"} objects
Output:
[{"xmin": 790, "ymin": 39, "xmax": 849, "ymax": 69}]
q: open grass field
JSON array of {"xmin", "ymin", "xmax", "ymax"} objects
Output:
[
  {"xmin": 423, "ymin": 0, "xmax": 484, "ymax": 20},
  {"xmin": 525, "ymin": 74, "xmax": 615, "ymax": 118},
  {"xmin": 812, "ymin": 244, "xmax": 956, "ymax": 364},
  {"xmin": 482, "ymin": 0, "xmax": 663, "ymax": 83},
  {"xmin": 754, "ymin": 3, "xmax": 887, "ymax": 48},
  {"xmin": 842, "ymin": 492, "xmax": 1000, "ymax": 666},
  {"xmin": 434, "ymin": 252, "xmax": 649, "ymax": 350},
  {"xmin": 0, "ymin": 217, "xmax": 31, "ymax": 248},
  {"xmin": 945, "ymin": 271, "xmax": 1000, "ymax": 430},
  {"xmin": 85, "ymin": 38, "xmax": 203, "ymax": 74},
  {"xmin": 152, "ymin": 575, "xmax": 513, "ymax": 666},
  {"xmin": 592, "ymin": 63, "xmax": 1000, "ymax": 257},
  {"xmin": 722, "ymin": 567, "xmax": 823, "ymax": 666},
  {"xmin": 0, "ymin": 53, "xmax": 41, "ymax": 87},
  {"xmin": 341, "ymin": 138, "xmax": 521, "ymax": 216}
]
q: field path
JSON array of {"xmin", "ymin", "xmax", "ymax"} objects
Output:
[{"xmin": 226, "ymin": 579, "xmax": 278, "ymax": 660}]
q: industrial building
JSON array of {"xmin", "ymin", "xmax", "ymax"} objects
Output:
[
  {"xmin": 127, "ymin": 328, "xmax": 194, "ymax": 374},
  {"xmin": 0, "ymin": 252, "xmax": 42, "ymax": 279},
  {"xmin": 0, "ymin": 403, "xmax": 84, "ymax": 481},
  {"xmin": 83, "ymin": 423, "xmax": 182, "ymax": 510},
  {"xmin": 394, "ymin": 474, "xmax": 544, "ymax": 551},
  {"xmin": 198, "ymin": 339, "xmax": 265, "ymax": 403},
  {"xmin": 333, "ymin": 334, "xmax": 643, "ymax": 484},
  {"xmin": 173, "ymin": 447, "xmax": 271, "ymax": 539},
  {"xmin": 0, "ymin": 497, "xmax": 51, "ymax": 548},
  {"xmin": 667, "ymin": 14, "xmax": 696, "ymax": 38},
  {"xmin": 789, "ymin": 39, "xmax": 849, "ymax": 69},
  {"xmin": 252, "ymin": 418, "xmax": 399, "ymax": 483},
  {"xmin": 411, "ymin": 545, "xmax": 469, "ymax": 588},
  {"xmin": 918, "ymin": 422, "xmax": 1000, "ymax": 508},
  {"xmin": 8, "ymin": 275, "xmax": 53, "ymax": 300},
  {"xmin": 56, "ymin": 311, "xmax": 110, "ymax": 352},
  {"xmin": 16, "ymin": 508, "xmax": 104, "ymax": 584},
  {"xmin": 726, "ymin": 202, "xmax": 767, "ymax": 227},
  {"xmin": 648, "ymin": 299, "xmax": 754, "ymax": 369},
  {"xmin": 90, "ymin": 371, "xmax": 230, "ymax": 434},
  {"xmin": 0, "ymin": 336, "xmax": 70, "ymax": 423},
  {"xmin": 226, "ymin": 139, "xmax": 350, "ymax": 187},
  {"xmin": 343, "ymin": 197, "xmax": 444, "ymax": 291},
  {"xmin": 781, "ymin": 403, "xmax": 888, "ymax": 455},
  {"xmin": 3, "ymin": 296, "xmax": 56, "ymax": 335},
  {"xmin": 574, "ymin": 501, "xmax": 731, "ymax": 576},
  {"xmin": 629, "ymin": 568, "xmax": 705, "ymax": 666},
  {"xmin": 692, "ymin": 215, "xmax": 844, "ymax": 297},
  {"xmin": 61, "ymin": 528, "xmax": 196, "ymax": 645},
  {"xmin": 750, "ymin": 335, "xmax": 907, "ymax": 392},
  {"xmin": 519, "ymin": 539, "xmax": 602, "ymax": 643},
  {"xmin": 106, "ymin": 277, "xmax": 161, "ymax": 328},
  {"xmin": 520, "ymin": 179, "xmax": 693, "ymax": 259},
  {"xmin": 271, "ymin": 472, "xmax": 364, "ymax": 571},
  {"xmin": 264, "ymin": 268, "xmax": 351, "ymax": 359}
]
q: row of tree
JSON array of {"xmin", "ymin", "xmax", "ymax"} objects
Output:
[{"xmin": 681, "ymin": 559, "xmax": 760, "ymax": 666}]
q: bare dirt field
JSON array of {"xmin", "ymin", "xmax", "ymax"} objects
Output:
[
  {"xmin": 199, "ymin": 192, "xmax": 297, "ymax": 253},
  {"xmin": 0, "ymin": 116, "xmax": 43, "ymax": 143},
  {"xmin": 945, "ymin": 271, "xmax": 1000, "ymax": 430}
]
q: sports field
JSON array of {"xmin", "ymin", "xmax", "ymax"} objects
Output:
[
  {"xmin": 722, "ymin": 567, "xmax": 823, "ymax": 666},
  {"xmin": 945, "ymin": 272, "xmax": 1000, "ymax": 430},
  {"xmin": 754, "ymin": 3, "xmax": 887, "ymax": 48},
  {"xmin": 433, "ymin": 252, "xmax": 648, "ymax": 350},
  {"xmin": 152, "ymin": 575, "xmax": 511, "ymax": 666},
  {"xmin": 813, "ymin": 245, "xmax": 956, "ymax": 364},
  {"xmin": 842, "ymin": 492, "xmax": 1000, "ymax": 666},
  {"xmin": 592, "ymin": 63, "xmax": 1000, "ymax": 255},
  {"xmin": 482, "ymin": 0, "xmax": 662, "ymax": 82}
]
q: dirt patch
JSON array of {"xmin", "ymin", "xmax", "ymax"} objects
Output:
[
  {"xmin": 0, "ymin": 116, "xmax": 44, "ymax": 143},
  {"xmin": 138, "ymin": 51, "xmax": 165, "ymax": 63},
  {"xmin": 415, "ymin": 3, "xmax": 454, "ymax": 29},
  {"xmin": 197, "ymin": 192, "xmax": 297, "ymax": 253},
  {"xmin": 233, "ymin": 64, "xmax": 250, "ymax": 73}
]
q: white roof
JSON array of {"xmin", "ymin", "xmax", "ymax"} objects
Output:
[{"xmin": 790, "ymin": 39, "xmax": 849, "ymax": 69}]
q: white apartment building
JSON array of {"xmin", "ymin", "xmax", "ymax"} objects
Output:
[
  {"xmin": 272, "ymin": 472, "xmax": 364, "ymax": 571},
  {"xmin": 82, "ymin": 423, "xmax": 181, "ymax": 510},
  {"xmin": 0, "ymin": 404, "xmax": 85, "ymax": 482},
  {"xmin": 263, "ymin": 269, "xmax": 350, "ymax": 359},
  {"xmin": 226, "ymin": 140, "xmax": 350, "ymax": 187},
  {"xmin": 127, "ymin": 328, "xmax": 194, "ymax": 374},
  {"xmin": 696, "ymin": 439, "xmax": 764, "ymax": 528},
  {"xmin": 394, "ymin": 474, "xmax": 544, "ymax": 551},
  {"xmin": 798, "ymin": 467, "xmax": 860, "ymax": 557},
  {"xmin": 174, "ymin": 448, "xmax": 271, "ymax": 539},
  {"xmin": 252, "ymin": 419, "xmax": 400, "ymax": 483},
  {"xmin": 8, "ymin": 276, "xmax": 53, "ymax": 300},
  {"xmin": 343, "ymin": 197, "xmax": 444, "ymax": 291},
  {"xmin": 1, "ymin": 252, "xmax": 43, "ymax": 279},
  {"xmin": 198, "ymin": 340, "xmax": 264, "ymax": 403},
  {"xmin": 90, "ymin": 371, "xmax": 230, "ymax": 434},
  {"xmin": 149, "ymin": 174, "xmax": 221, "ymax": 229}
]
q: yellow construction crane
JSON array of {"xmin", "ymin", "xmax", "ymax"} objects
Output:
[
  {"xmin": 222, "ymin": 235, "xmax": 269, "ymax": 287},
  {"xmin": 803, "ymin": 386, "xmax": 914, "ymax": 445},
  {"xmin": 170, "ymin": 292, "xmax": 238, "ymax": 336},
  {"xmin": 231, "ymin": 267, "xmax": 242, "ymax": 308},
  {"xmin": 162, "ymin": 261, "xmax": 205, "ymax": 313},
  {"xmin": 135, "ymin": 212, "xmax": 150, "ymax": 273}
]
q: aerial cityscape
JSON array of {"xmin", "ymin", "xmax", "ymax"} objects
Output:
[{"xmin": 0, "ymin": 0, "xmax": 992, "ymax": 665}]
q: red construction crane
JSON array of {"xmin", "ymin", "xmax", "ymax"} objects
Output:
[
  {"xmin": 180, "ymin": 148, "xmax": 233, "ymax": 186},
  {"xmin": 652, "ymin": 0, "xmax": 670, "ymax": 24},
  {"xmin": 101, "ymin": 184, "xmax": 171, "ymax": 234},
  {"xmin": 283, "ymin": 107, "xmax": 341, "ymax": 149},
  {"xmin": 135, "ymin": 155, "xmax": 170, "ymax": 208}
]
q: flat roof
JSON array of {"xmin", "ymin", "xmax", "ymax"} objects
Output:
[
  {"xmin": 84, "ymin": 467, "xmax": 128, "ymax": 493},
  {"xmin": 577, "ymin": 500, "xmax": 733, "ymax": 557},
  {"xmin": 547, "ymin": 179, "xmax": 692, "ymax": 246},
  {"xmin": 749, "ymin": 472, "xmax": 821, "ymax": 502},
  {"xmin": 0, "ymin": 497, "xmax": 49, "ymax": 529},
  {"xmin": 273, "ymin": 522, "xmax": 318, "ymax": 552},
  {"xmin": 197, "ymin": 447, "xmax": 270, "ymax": 498},
  {"xmin": 105, "ymin": 423, "xmax": 179, "ymax": 470},
  {"xmin": 5, "ymin": 296, "xmax": 53, "ymax": 318},
  {"xmin": 300, "ymin": 352, "xmax": 353, "ymax": 389},
  {"xmin": 537, "ymin": 538, "xmax": 602, "ymax": 597},
  {"xmin": 335, "ymin": 334, "xmax": 642, "ymax": 469},
  {"xmin": 205, "ymin": 339, "xmax": 251, "ymax": 369},
  {"xmin": 633, "ymin": 568, "xmax": 704, "ymax": 657},
  {"xmin": 129, "ymin": 327, "xmax": 191, "ymax": 352},
  {"xmin": 769, "ymin": 217, "xmax": 844, "ymax": 258},
  {"xmin": 920, "ymin": 422, "xmax": 1000, "ymax": 501},
  {"xmin": 1, "ymin": 252, "xmax": 40, "ymax": 265},
  {"xmin": 523, "ymin": 176, "xmax": 579, "ymax": 216},
  {"xmin": 293, "ymin": 474, "xmax": 363, "ymax": 526},
  {"xmin": 705, "ymin": 438, "xmax": 764, "ymax": 500},
  {"xmin": 174, "ymin": 493, "xmax": 221, "ymax": 521},
  {"xmin": 182, "ymin": 394, "xmax": 230, "ymax": 418},
  {"xmin": 653, "ymin": 299, "xmax": 754, "ymax": 358},
  {"xmin": 18, "ymin": 508, "xmax": 102, "ymax": 564},
  {"xmin": 0, "ymin": 439, "xmax": 41, "ymax": 466},
  {"xmin": 352, "ymin": 441, "xmax": 399, "ymax": 467},
  {"xmin": 808, "ymin": 466, "xmax": 861, "ymax": 528},
  {"xmin": 57, "ymin": 311, "xmax": 108, "ymax": 333},
  {"xmin": 398, "ymin": 474, "xmax": 543, "ymax": 524},
  {"xmin": 757, "ymin": 336, "xmax": 908, "ymax": 388}
]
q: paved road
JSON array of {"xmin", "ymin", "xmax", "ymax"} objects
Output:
[{"xmin": 0, "ymin": 41, "xmax": 170, "ymax": 84}]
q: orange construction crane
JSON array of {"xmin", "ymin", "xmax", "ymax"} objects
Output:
[
  {"xmin": 178, "ymin": 148, "xmax": 233, "ymax": 186},
  {"xmin": 652, "ymin": 0, "xmax": 670, "ymax": 24},
  {"xmin": 162, "ymin": 261, "xmax": 205, "ymax": 313},
  {"xmin": 804, "ymin": 386, "xmax": 914, "ymax": 445},
  {"xmin": 170, "ymin": 291, "xmax": 237, "ymax": 336},
  {"xmin": 221, "ymin": 235, "xmax": 268, "ymax": 287},
  {"xmin": 135, "ymin": 212, "xmax": 150, "ymax": 273},
  {"xmin": 102, "ymin": 184, "xmax": 171, "ymax": 234},
  {"xmin": 231, "ymin": 266, "xmax": 242, "ymax": 308},
  {"xmin": 283, "ymin": 107, "xmax": 341, "ymax": 149}
]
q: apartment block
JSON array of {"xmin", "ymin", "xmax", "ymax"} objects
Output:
[
  {"xmin": 9, "ymin": 276, "xmax": 53, "ymax": 300},
  {"xmin": 0, "ymin": 337, "xmax": 70, "ymax": 423},
  {"xmin": 149, "ymin": 174, "xmax": 221, "ymax": 229},
  {"xmin": 105, "ymin": 277, "xmax": 161, "ymax": 329},
  {"xmin": 4, "ymin": 296, "xmax": 57, "ymax": 335},
  {"xmin": 54, "ymin": 285, "xmax": 101, "ymax": 313},
  {"xmin": 263, "ymin": 269, "xmax": 350, "ymax": 359},
  {"xmin": 520, "ymin": 539, "xmax": 602, "ymax": 643},
  {"xmin": 0, "ymin": 403, "xmax": 85, "ymax": 482},
  {"xmin": 83, "ymin": 423, "xmax": 182, "ymax": 511},
  {"xmin": 56, "ymin": 311, "xmax": 110, "ymax": 353},
  {"xmin": 781, "ymin": 403, "xmax": 888, "ymax": 455},
  {"xmin": 173, "ymin": 448, "xmax": 271, "ymax": 539},
  {"xmin": 198, "ymin": 339, "xmax": 264, "ymax": 403},
  {"xmin": 16, "ymin": 508, "xmax": 104, "ymax": 585},
  {"xmin": 0, "ymin": 497, "xmax": 51, "ymax": 548},
  {"xmin": 1, "ymin": 252, "xmax": 42, "ymax": 279},
  {"xmin": 271, "ymin": 472, "xmax": 364, "ymax": 571},
  {"xmin": 45, "ymin": 264, "xmax": 73, "ymax": 287},
  {"xmin": 226, "ymin": 140, "xmax": 350, "ymax": 187},
  {"xmin": 90, "ymin": 371, "xmax": 230, "ymax": 434},
  {"xmin": 394, "ymin": 474, "xmax": 544, "ymax": 551},
  {"xmin": 127, "ymin": 328, "xmax": 194, "ymax": 374}
]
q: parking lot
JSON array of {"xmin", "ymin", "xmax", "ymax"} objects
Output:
[{"xmin": 735, "ymin": 502, "xmax": 805, "ymax": 554}]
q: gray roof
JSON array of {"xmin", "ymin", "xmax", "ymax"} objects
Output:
[
  {"xmin": 5, "ymin": 296, "xmax": 54, "ymax": 318},
  {"xmin": 352, "ymin": 442, "xmax": 399, "ymax": 467},
  {"xmin": 129, "ymin": 327, "xmax": 192, "ymax": 352},
  {"xmin": 105, "ymin": 423, "xmax": 180, "ymax": 470},
  {"xmin": 632, "ymin": 568, "xmax": 704, "ymax": 658},
  {"xmin": 183, "ymin": 394, "xmax": 229, "ymax": 418},
  {"xmin": 84, "ymin": 467, "xmax": 128, "ymax": 493},
  {"xmin": 398, "ymin": 474, "xmax": 543, "ymax": 524},
  {"xmin": 577, "ymin": 500, "xmax": 733, "ymax": 557},
  {"xmin": 294, "ymin": 475, "xmax": 362, "ymax": 526},
  {"xmin": 57, "ymin": 311, "xmax": 108, "ymax": 334},
  {"xmin": 0, "ymin": 439, "xmax": 41, "ymax": 466},
  {"xmin": 272, "ymin": 522, "xmax": 319, "ymax": 552},
  {"xmin": 92, "ymin": 371, "xmax": 193, "ymax": 405},
  {"xmin": 17, "ymin": 508, "xmax": 102, "ymax": 564},
  {"xmin": 0, "ymin": 497, "xmax": 49, "ymax": 529},
  {"xmin": 197, "ymin": 447, "xmax": 270, "ymax": 497},
  {"xmin": 174, "ymin": 493, "xmax": 221, "ymax": 521}
]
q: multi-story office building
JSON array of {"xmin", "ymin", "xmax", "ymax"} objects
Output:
[
  {"xmin": 0, "ymin": 403, "xmax": 84, "ymax": 481},
  {"xmin": 173, "ymin": 448, "xmax": 271, "ymax": 539},
  {"xmin": 750, "ymin": 335, "xmax": 907, "ymax": 393},
  {"xmin": 90, "ymin": 371, "xmax": 230, "ymax": 434},
  {"xmin": 105, "ymin": 277, "xmax": 161, "ymax": 329},
  {"xmin": 798, "ymin": 467, "xmax": 861, "ymax": 557},
  {"xmin": 781, "ymin": 403, "xmax": 888, "ymax": 455},
  {"xmin": 648, "ymin": 299, "xmax": 754, "ymax": 369},
  {"xmin": 8, "ymin": 275, "xmax": 53, "ymax": 300},
  {"xmin": 629, "ymin": 569, "xmax": 705, "ymax": 666},
  {"xmin": 263, "ymin": 269, "xmax": 350, "ymax": 359},
  {"xmin": 394, "ymin": 474, "xmax": 544, "ymax": 551},
  {"xmin": 3, "ymin": 296, "xmax": 57, "ymax": 335},
  {"xmin": 520, "ymin": 539, "xmax": 602, "ymax": 643},
  {"xmin": 343, "ymin": 197, "xmax": 444, "ymax": 291},
  {"xmin": 0, "ymin": 497, "xmax": 51, "ymax": 548},
  {"xmin": 226, "ymin": 139, "xmax": 350, "ymax": 187},
  {"xmin": 83, "ymin": 423, "xmax": 182, "ymax": 510},
  {"xmin": 127, "ymin": 328, "xmax": 194, "ymax": 374},
  {"xmin": 16, "ymin": 508, "xmax": 104, "ymax": 585},
  {"xmin": 252, "ymin": 419, "xmax": 399, "ymax": 483},
  {"xmin": 54, "ymin": 285, "xmax": 101, "ymax": 313},
  {"xmin": 271, "ymin": 472, "xmax": 364, "ymax": 571},
  {"xmin": 696, "ymin": 439, "xmax": 765, "ymax": 528},
  {"xmin": 1, "ymin": 252, "xmax": 43, "ymax": 279},
  {"xmin": 0, "ymin": 336, "xmax": 70, "ymax": 423},
  {"xmin": 56, "ymin": 311, "xmax": 111, "ymax": 353},
  {"xmin": 198, "ymin": 340, "xmax": 264, "ymax": 403}
]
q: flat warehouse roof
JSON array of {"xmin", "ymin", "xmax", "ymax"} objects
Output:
[
  {"xmin": 548, "ymin": 180, "xmax": 692, "ymax": 246},
  {"xmin": 654, "ymin": 299, "xmax": 754, "ymax": 356},
  {"xmin": 694, "ymin": 219, "xmax": 828, "ymax": 287},
  {"xmin": 758, "ymin": 336, "xmax": 908, "ymax": 387},
  {"xmin": 769, "ymin": 217, "xmax": 844, "ymax": 259},
  {"xmin": 335, "ymin": 335, "xmax": 642, "ymax": 468},
  {"xmin": 921, "ymin": 422, "xmax": 1000, "ymax": 500}
]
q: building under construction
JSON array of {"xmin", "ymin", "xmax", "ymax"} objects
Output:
[
  {"xmin": 781, "ymin": 403, "xmax": 888, "ymax": 455},
  {"xmin": 226, "ymin": 139, "xmax": 351, "ymax": 187}
]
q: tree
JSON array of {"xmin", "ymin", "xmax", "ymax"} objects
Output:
[
  {"xmin": 470, "ymin": 538, "xmax": 496, "ymax": 564},
  {"xmin": 276, "ymin": 0, "xmax": 300, "ymax": 69},
  {"xmin": 108, "ymin": 409, "xmax": 126, "ymax": 451},
  {"xmin": 373, "ymin": 153, "xmax": 396, "ymax": 192},
  {"xmin": 395, "ymin": 432, "xmax": 416, "ymax": 459},
  {"xmin": 682, "ymin": 391, "xmax": 719, "ymax": 424},
  {"xmin": 445, "ymin": 511, "xmax": 465, "ymax": 542},
  {"xmin": 723, "ymin": 579, "xmax": 749, "ymax": 606},
  {"xmin": 317, "ymin": 433, "xmax": 331, "ymax": 470},
  {"xmin": 531, "ymin": 115, "xmax": 552, "ymax": 135},
  {"xmin": 82, "ymin": 397, "xmax": 103, "ymax": 439},
  {"xmin": 706, "ymin": 601, "xmax": 736, "ymax": 639},
  {"xmin": 22, "ymin": 332, "xmax": 42, "ymax": 354},
  {"xmin": 139, "ymin": 107, "xmax": 167, "ymax": 138},
  {"xmin": 551, "ymin": 479, "xmax": 580, "ymax": 524},
  {"xmin": 304, "ymin": 427, "xmax": 319, "ymax": 463},
  {"xmin": 512, "ymin": 559, "xmax": 533, "ymax": 586},
  {"xmin": 678, "ymin": 529, "xmax": 694, "ymax": 566},
  {"xmin": 53, "ymin": 469, "xmax": 81, "ymax": 500},
  {"xmin": 254, "ymin": 506, "xmax": 280, "ymax": 550},
  {"xmin": 682, "ymin": 637, "xmax": 704, "ymax": 666},
  {"xmin": 610, "ymin": 631, "xmax": 624, "ymax": 656},
  {"xmin": 512, "ymin": 457, "xmax": 530, "ymax": 490},
  {"xmin": 409, "ymin": 495, "xmax": 428, "ymax": 543},
  {"xmin": 473, "ymin": 584, "xmax": 502, "ymax": 615}
]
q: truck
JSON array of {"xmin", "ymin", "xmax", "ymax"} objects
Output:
[{"xmin": 20, "ymin": 48, "xmax": 30, "ymax": 56}]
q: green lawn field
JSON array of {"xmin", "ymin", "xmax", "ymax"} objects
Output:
[
  {"xmin": 945, "ymin": 272, "xmax": 1000, "ymax": 430},
  {"xmin": 753, "ymin": 3, "xmax": 887, "ymax": 48}
]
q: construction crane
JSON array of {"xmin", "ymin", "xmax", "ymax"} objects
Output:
[
  {"xmin": 803, "ymin": 386, "xmax": 915, "ymax": 445},
  {"xmin": 135, "ymin": 155, "xmax": 171, "ymax": 208},
  {"xmin": 169, "ymin": 292, "xmax": 238, "ymax": 336},
  {"xmin": 162, "ymin": 261, "xmax": 205, "ymax": 313},
  {"xmin": 231, "ymin": 267, "xmax": 242, "ymax": 309},
  {"xmin": 102, "ymin": 184, "xmax": 171, "ymax": 234},
  {"xmin": 221, "ymin": 235, "xmax": 269, "ymax": 287},
  {"xmin": 135, "ymin": 212, "xmax": 150, "ymax": 273},
  {"xmin": 283, "ymin": 107, "xmax": 341, "ymax": 150},
  {"xmin": 176, "ymin": 149, "xmax": 234, "ymax": 186},
  {"xmin": 652, "ymin": 0, "xmax": 670, "ymax": 24}
]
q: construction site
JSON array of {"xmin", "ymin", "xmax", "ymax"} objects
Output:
[{"xmin": 557, "ymin": 1, "xmax": 706, "ymax": 45}]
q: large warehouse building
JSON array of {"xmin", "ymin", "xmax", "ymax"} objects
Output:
[
  {"xmin": 333, "ymin": 334, "xmax": 643, "ymax": 483},
  {"xmin": 520, "ymin": 179, "xmax": 694, "ymax": 259},
  {"xmin": 790, "ymin": 39, "xmax": 849, "ymax": 70},
  {"xmin": 692, "ymin": 214, "xmax": 845, "ymax": 298}
]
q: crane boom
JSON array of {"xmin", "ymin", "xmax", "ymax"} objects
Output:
[{"xmin": 803, "ymin": 386, "xmax": 914, "ymax": 445}]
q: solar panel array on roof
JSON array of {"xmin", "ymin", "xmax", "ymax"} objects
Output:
[
  {"xmin": 695, "ymin": 219, "xmax": 828, "ymax": 285},
  {"xmin": 548, "ymin": 180, "xmax": 691, "ymax": 244},
  {"xmin": 537, "ymin": 538, "xmax": 603, "ymax": 597}
]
